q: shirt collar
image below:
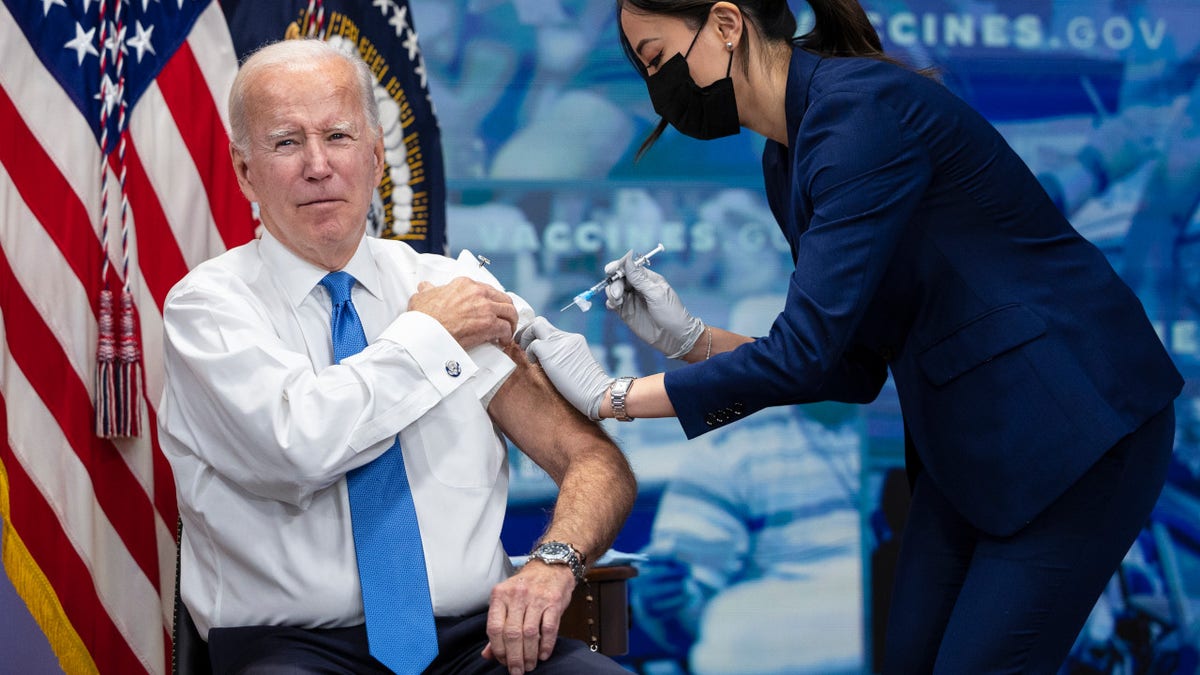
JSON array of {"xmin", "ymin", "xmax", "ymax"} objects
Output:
[{"xmin": 258, "ymin": 229, "xmax": 384, "ymax": 307}]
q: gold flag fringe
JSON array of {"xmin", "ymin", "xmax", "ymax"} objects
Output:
[{"xmin": 0, "ymin": 458, "xmax": 100, "ymax": 674}]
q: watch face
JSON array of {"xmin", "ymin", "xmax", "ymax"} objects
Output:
[
  {"xmin": 538, "ymin": 542, "xmax": 570, "ymax": 560},
  {"xmin": 533, "ymin": 542, "xmax": 583, "ymax": 581}
]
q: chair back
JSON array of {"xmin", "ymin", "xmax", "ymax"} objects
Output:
[{"xmin": 172, "ymin": 519, "xmax": 211, "ymax": 675}]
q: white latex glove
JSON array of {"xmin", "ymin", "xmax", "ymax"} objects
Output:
[
  {"xmin": 519, "ymin": 316, "xmax": 614, "ymax": 420},
  {"xmin": 604, "ymin": 251, "xmax": 704, "ymax": 359}
]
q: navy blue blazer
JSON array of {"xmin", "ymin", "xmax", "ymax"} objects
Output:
[{"xmin": 663, "ymin": 47, "xmax": 1182, "ymax": 536}]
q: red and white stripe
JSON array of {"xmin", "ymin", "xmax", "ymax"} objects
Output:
[{"xmin": 0, "ymin": 1, "xmax": 255, "ymax": 672}]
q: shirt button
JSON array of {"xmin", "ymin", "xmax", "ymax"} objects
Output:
[{"xmin": 445, "ymin": 360, "xmax": 462, "ymax": 377}]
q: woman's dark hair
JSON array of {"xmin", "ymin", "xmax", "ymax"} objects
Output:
[{"xmin": 618, "ymin": 0, "xmax": 918, "ymax": 159}]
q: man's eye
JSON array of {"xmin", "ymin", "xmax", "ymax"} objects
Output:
[
  {"xmin": 275, "ymin": 139, "xmax": 295, "ymax": 147},
  {"xmin": 329, "ymin": 133, "xmax": 347, "ymax": 140}
]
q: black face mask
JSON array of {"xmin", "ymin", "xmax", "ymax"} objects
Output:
[{"xmin": 645, "ymin": 23, "xmax": 740, "ymax": 140}]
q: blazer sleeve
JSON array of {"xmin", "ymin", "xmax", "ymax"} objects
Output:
[
  {"xmin": 812, "ymin": 342, "xmax": 889, "ymax": 404},
  {"xmin": 666, "ymin": 90, "xmax": 929, "ymax": 438}
]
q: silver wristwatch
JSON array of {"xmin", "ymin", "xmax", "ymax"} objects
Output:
[
  {"xmin": 609, "ymin": 376, "xmax": 636, "ymax": 422},
  {"xmin": 530, "ymin": 541, "xmax": 586, "ymax": 583}
]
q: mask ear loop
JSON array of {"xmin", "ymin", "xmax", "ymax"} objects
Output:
[{"xmin": 683, "ymin": 20, "xmax": 705, "ymax": 59}]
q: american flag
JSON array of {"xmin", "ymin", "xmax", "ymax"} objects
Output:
[{"xmin": 0, "ymin": 1, "xmax": 443, "ymax": 672}]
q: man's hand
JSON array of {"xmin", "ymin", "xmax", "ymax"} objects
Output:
[
  {"xmin": 481, "ymin": 562, "xmax": 576, "ymax": 674},
  {"xmin": 408, "ymin": 277, "xmax": 519, "ymax": 350}
]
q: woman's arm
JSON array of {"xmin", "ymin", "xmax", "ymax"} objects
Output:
[{"xmin": 597, "ymin": 340, "xmax": 886, "ymax": 421}]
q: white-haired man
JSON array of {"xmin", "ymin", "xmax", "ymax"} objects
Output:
[{"xmin": 160, "ymin": 38, "xmax": 635, "ymax": 675}]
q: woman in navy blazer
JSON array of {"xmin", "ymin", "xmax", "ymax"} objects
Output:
[{"xmin": 522, "ymin": 0, "xmax": 1184, "ymax": 672}]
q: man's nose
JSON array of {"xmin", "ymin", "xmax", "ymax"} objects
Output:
[{"xmin": 303, "ymin": 142, "xmax": 332, "ymax": 180}]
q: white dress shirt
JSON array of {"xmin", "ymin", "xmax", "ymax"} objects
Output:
[{"xmin": 159, "ymin": 230, "xmax": 532, "ymax": 638}]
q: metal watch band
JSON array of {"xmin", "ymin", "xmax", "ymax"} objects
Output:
[
  {"xmin": 531, "ymin": 541, "xmax": 585, "ymax": 582},
  {"xmin": 609, "ymin": 376, "xmax": 635, "ymax": 422}
]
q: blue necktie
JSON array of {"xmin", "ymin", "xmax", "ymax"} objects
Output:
[{"xmin": 320, "ymin": 271, "xmax": 438, "ymax": 674}]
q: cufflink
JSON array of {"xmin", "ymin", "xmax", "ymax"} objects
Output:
[{"xmin": 445, "ymin": 360, "xmax": 462, "ymax": 377}]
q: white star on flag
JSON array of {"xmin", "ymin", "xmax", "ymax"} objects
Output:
[
  {"xmin": 64, "ymin": 22, "xmax": 97, "ymax": 66},
  {"xmin": 105, "ymin": 22, "xmax": 128, "ymax": 60},
  {"xmin": 128, "ymin": 21, "xmax": 156, "ymax": 62},
  {"xmin": 94, "ymin": 72, "xmax": 121, "ymax": 117},
  {"xmin": 389, "ymin": 5, "xmax": 408, "ymax": 38},
  {"xmin": 403, "ymin": 28, "xmax": 420, "ymax": 61},
  {"xmin": 416, "ymin": 58, "xmax": 429, "ymax": 89}
]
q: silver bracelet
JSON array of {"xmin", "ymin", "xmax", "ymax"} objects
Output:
[{"xmin": 704, "ymin": 326, "xmax": 713, "ymax": 361}]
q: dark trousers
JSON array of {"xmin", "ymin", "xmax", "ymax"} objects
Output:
[
  {"xmin": 882, "ymin": 404, "xmax": 1175, "ymax": 674},
  {"xmin": 208, "ymin": 611, "xmax": 629, "ymax": 675}
]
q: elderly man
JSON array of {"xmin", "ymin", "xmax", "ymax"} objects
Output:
[{"xmin": 159, "ymin": 38, "xmax": 635, "ymax": 675}]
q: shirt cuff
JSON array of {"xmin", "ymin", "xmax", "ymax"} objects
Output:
[{"xmin": 378, "ymin": 311, "xmax": 479, "ymax": 396}]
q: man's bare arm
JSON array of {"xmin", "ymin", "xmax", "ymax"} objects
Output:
[
  {"xmin": 490, "ymin": 342, "xmax": 635, "ymax": 559},
  {"xmin": 480, "ymin": 343, "xmax": 636, "ymax": 672}
]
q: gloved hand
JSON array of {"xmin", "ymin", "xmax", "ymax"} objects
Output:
[
  {"xmin": 519, "ymin": 316, "xmax": 613, "ymax": 420},
  {"xmin": 604, "ymin": 251, "xmax": 704, "ymax": 359}
]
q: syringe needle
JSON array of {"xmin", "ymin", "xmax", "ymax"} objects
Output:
[{"xmin": 559, "ymin": 243, "xmax": 665, "ymax": 312}]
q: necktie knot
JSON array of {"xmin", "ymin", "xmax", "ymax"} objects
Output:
[
  {"xmin": 320, "ymin": 271, "xmax": 357, "ymax": 306},
  {"xmin": 319, "ymin": 272, "xmax": 368, "ymax": 364}
]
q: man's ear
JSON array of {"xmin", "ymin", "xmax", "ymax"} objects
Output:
[
  {"xmin": 230, "ymin": 143, "xmax": 258, "ymax": 203},
  {"xmin": 373, "ymin": 128, "xmax": 386, "ymax": 184}
]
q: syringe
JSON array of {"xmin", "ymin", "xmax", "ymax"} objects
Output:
[{"xmin": 560, "ymin": 243, "xmax": 666, "ymax": 312}]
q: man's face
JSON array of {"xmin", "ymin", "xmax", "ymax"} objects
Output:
[{"xmin": 231, "ymin": 58, "xmax": 384, "ymax": 270}]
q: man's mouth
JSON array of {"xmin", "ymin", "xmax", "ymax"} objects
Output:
[{"xmin": 298, "ymin": 198, "xmax": 341, "ymax": 207}]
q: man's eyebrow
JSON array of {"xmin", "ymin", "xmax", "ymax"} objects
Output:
[
  {"xmin": 263, "ymin": 122, "xmax": 355, "ymax": 142},
  {"xmin": 265, "ymin": 127, "xmax": 298, "ymax": 142}
]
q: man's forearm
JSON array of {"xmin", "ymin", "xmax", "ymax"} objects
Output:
[
  {"xmin": 489, "ymin": 344, "xmax": 636, "ymax": 563},
  {"xmin": 538, "ymin": 438, "xmax": 636, "ymax": 564}
]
